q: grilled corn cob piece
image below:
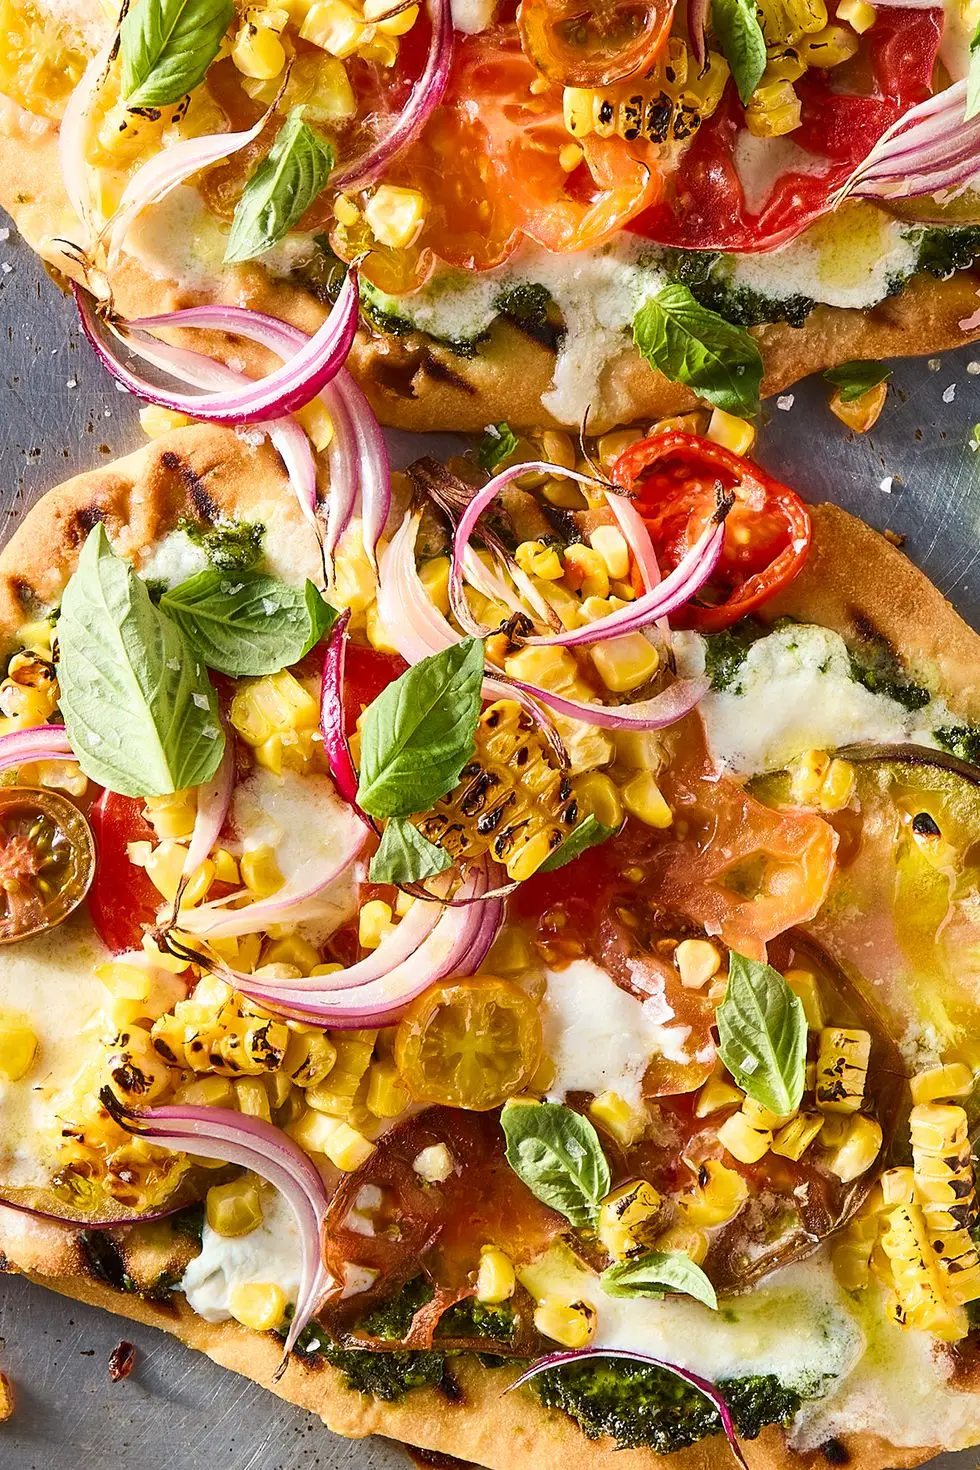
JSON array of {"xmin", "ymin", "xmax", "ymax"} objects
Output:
[
  {"xmin": 151, "ymin": 980, "xmax": 289, "ymax": 1078},
  {"xmin": 415, "ymin": 700, "xmax": 578, "ymax": 882},
  {"xmin": 880, "ymin": 1202, "xmax": 969, "ymax": 1341},
  {"xmin": 757, "ymin": 0, "xmax": 828, "ymax": 46},
  {"xmin": 910, "ymin": 1103, "xmax": 980, "ymax": 1304},
  {"xmin": 814, "ymin": 1027, "xmax": 870, "ymax": 1113},
  {"xmin": 563, "ymin": 41, "xmax": 730, "ymax": 145}
]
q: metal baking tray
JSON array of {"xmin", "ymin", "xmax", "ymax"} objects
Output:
[{"xmin": 0, "ymin": 214, "xmax": 977, "ymax": 1469}]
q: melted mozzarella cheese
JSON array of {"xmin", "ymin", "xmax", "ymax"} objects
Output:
[
  {"xmin": 0, "ymin": 913, "xmax": 107, "ymax": 1187},
  {"xmin": 541, "ymin": 959, "xmax": 689, "ymax": 1106},
  {"xmin": 138, "ymin": 530, "xmax": 209, "ymax": 590},
  {"xmin": 181, "ymin": 1189, "xmax": 301, "ymax": 1322},
  {"xmin": 450, "ymin": 0, "xmax": 497, "ymax": 33}
]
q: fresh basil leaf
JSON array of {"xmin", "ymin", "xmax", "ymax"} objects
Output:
[
  {"xmin": 823, "ymin": 360, "xmax": 891, "ymax": 404},
  {"xmin": 357, "ymin": 637, "xmax": 485, "ymax": 819},
  {"xmin": 538, "ymin": 814, "xmax": 618, "ymax": 874},
  {"xmin": 633, "ymin": 285, "xmax": 763, "ymax": 416},
  {"xmin": 716, "ymin": 952, "xmax": 806, "ymax": 1116},
  {"xmin": 711, "ymin": 0, "xmax": 766, "ymax": 105},
  {"xmin": 56, "ymin": 525, "xmax": 225, "ymax": 798},
  {"xmin": 225, "ymin": 108, "xmax": 333, "ymax": 265},
  {"xmin": 160, "ymin": 570, "xmax": 336, "ymax": 676},
  {"xmin": 601, "ymin": 1250, "xmax": 718, "ymax": 1310},
  {"xmin": 968, "ymin": 20, "xmax": 980, "ymax": 122},
  {"xmin": 478, "ymin": 422, "xmax": 519, "ymax": 472},
  {"xmin": 500, "ymin": 1100, "xmax": 611, "ymax": 1230},
  {"xmin": 368, "ymin": 818, "xmax": 452, "ymax": 885},
  {"xmin": 120, "ymin": 0, "xmax": 233, "ymax": 108}
]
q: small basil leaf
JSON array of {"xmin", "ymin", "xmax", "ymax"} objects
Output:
[
  {"xmin": 716, "ymin": 952, "xmax": 807, "ymax": 1116},
  {"xmin": 369, "ymin": 818, "xmax": 452, "ymax": 885},
  {"xmin": 57, "ymin": 525, "xmax": 225, "ymax": 797},
  {"xmin": 633, "ymin": 285, "xmax": 763, "ymax": 417},
  {"xmin": 538, "ymin": 814, "xmax": 618, "ymax": 874},
  {"xmin": 500, "ymin": 1100, "xmax": 611, "ymax": 1230},
  {"xmin": 968, "ymin": 20, "xmax": 980, "ymax": 122},
  {"xmin": 711, "ymin": 0, "xmax": 766, "ymax": 105},
  {"xmin": 120, "ymin": 0, "xmax": 233, "ymax": 108},
  {"xmin": 823, "ymin": 360, "xmax": 891, "ymax": 404},
  {"xmin": 478, "ymin": 421, "xmax": 519, "ymax": 472},
  {"xmin": 225, "ymin": 108, "xmax": 333, "ymax": 265},
  {"xmin": 357, "ymin": 637, "xmax": 485, "ymax": 819},
  {"xmin": 601, "ymin": 1250, "xmax": 718, "ymax": 1310},
  {"xmin": 160, "ymin": 570, "xmax": 337, "ymax": 676}
]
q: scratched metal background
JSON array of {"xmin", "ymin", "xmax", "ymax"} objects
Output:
[{"xmin": 0, "ymin": 214, "xmax": 979, "ymax": 1469}]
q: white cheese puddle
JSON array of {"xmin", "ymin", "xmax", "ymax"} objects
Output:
[{"xmin": 181, "ymin": 1189, "xmax": 302, "ymax": 1322}]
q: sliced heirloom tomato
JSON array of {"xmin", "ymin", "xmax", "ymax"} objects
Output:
[
  {"xmin": 88, "ymin": 790, "xmax": 162, "ymax": 954},
  {"xmin": 612, "ymin": 431, "xmax": 811, "ymax": 632},
  {"xmin": 517, "ymin": 0, "xmax": 676, "ymax": 87}
]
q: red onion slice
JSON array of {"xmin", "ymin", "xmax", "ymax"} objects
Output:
[
  {"xmin": 687, "ymin": 0, "xmax": 709, "ymax": 67},
  {"xmin": 331, "ymin": 0, "xmax": 453, "ymax": 192},
  {"xmin": 508, "ymin": 1349, "xmax": 747, "ymax": 1469},
  {"xmin": 0, "ymin": 724, "xmax": 75, "ymax": 770},
  {"xmin": 74, "ymin": 269, "xmax": 359, "ymax": 425},
  {"xmin": 834, "ymin": 79, "xmax": 980, "ymax": 211},
  {"xmin": 181, "ymin": 733, "xmax": 234, "ymax": 884},
  {"xmin": 59, "ymin": 34, "xmax": 115, "ymax": 246},
  {"xmin": 101, "ymin": 1092, "xmax": 331, "ymax": 1362},
  {"xmin": 319, "ymin": 610, "xmax": 373, "ymax": 825},
  {"xmin": 494, "ymin": 667, "xmax": 708, "ymax": 731}
]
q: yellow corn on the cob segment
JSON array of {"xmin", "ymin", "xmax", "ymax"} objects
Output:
[
  {"xmin": 910, "ymin": 1102, "xmax": 980, "ymax": 1303},
  {"xmin": 880, "ymin": 1202, "xmax": 969, "ymax": 1341},
  {"xmin": 757, "ymin": 0, "xmax": 828, "ymax": 46},
  {"xmin": 415, "ymin": 700, "xmax": 578, "ymax": 882},
  {"xmin": 563, "ymin": 41, "xmax": 730, "ymax": 145},
  {"xmin": 831, "ymin": 1189, "xmax": 882, "ymax": 1290},
  {"xmin": 814, "ymin": 1028, "xmax": 870, "ymax": 1113},
  {"xmin": 151, "ymin": 983, "xmax": 289, "ymax": 1078}
]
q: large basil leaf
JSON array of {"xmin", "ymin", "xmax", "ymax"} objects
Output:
[
  {"xmin": 538, "ymin": 814, "xmax": 618, "ymax": 873},
  {"xmin": 160, "ymin": 570, "xmax": 335, "ymax": 676},
  {"xmin": 601, "ymin": 1250, "xmax": 718, "ymax": 1310},
  {"xmin": 368, "ymin": 818, "xmax": 451, "ymax": 885},
  {"xmin": 823, "ymin": 361, "xmax": 891, "ymax": 404},
  {"xmin": 357, "ymin": 637, "xmax": 484, "ymax": 819},
  {"xmin": 633, "ymin": 285, "xmax": 763, "ymax": 417},
  {"xmin": 500, "ymin": 1100, "xmax": 611, "ymax": 1229},
  {"xmin": 225, "ymin": 108, "xmax": 333, "ymax": 264},
  {"xmin": 711, "ymin": 0, "xmax": 766, "ymax": 105},
  {"xmin": 120, "ymin": 0, "xmax": 233, "ymax": 108},
  {"xmin": 716, "ymin": 953, "xmax": 806, "ymax": 1116},
  {"xmin": 57, "ymin": 525, "xmax": 225, "ymax": 797}
]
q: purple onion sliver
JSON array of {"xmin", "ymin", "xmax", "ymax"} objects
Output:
[
  {"xmin": 687, "ymin": 0, "xmax": 709, "ymax": 68},
  {"xmin": 182, "ymin": 731, "xmax": 234, "ymax": 881},
  {"xmin": 501, "ymin": 671, "xmax": 709, "ymax": 731},
  {"xmin": 0, "ymin": 724, "xmax": 75, "ymax": 771},
  {"xmin": 0, "ymin": 1191, "xmax": 187, "ymax": 1231},
  {"xmin": 319, "ymin": 609, "xmax": 366, "ymax": 814}
]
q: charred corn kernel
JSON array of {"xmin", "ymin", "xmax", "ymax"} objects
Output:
[
  {"xmin": 533, "ymin": 1299, "xmax": 596, "ymax": 1349},
  {"xmin": 366, "ymin": 1058, "xmax": 410, "ymax": 1117},
  {"xmin": 228, "ymin": 1281, "xmax": 286, "ymax": 1332},
  {"xmin": 574, "ymin": 772, "xmax": 623, "ymax": 830},
  {"xmin": 414, "ymin": 1142, "xmax": 454, "ymax": 1181},
  {"xmin": 590, "ymin": 633, "xmax": 659, "ymax": 693},
  {"xmin": 674, "ymin": 939, "xmax": 721, "ymax": 991},
  {"xmin": 564, "ymin": 544, "xmax": 609, "ymax": 599},
  {"xmin": 824, "ymin": 1114, "xmax": 883, "ymax": 1182},
  {"xmin": 598, "ymin": 1179, "xmax": 662, "ymax": 1259},
  {"xmin": 140, "ymin": 406, "xmax": 192, "ymax": 438},
  {"xmin": 589, "ymin": 1090, "xmax": 649, "ymax": 1146},
  {"xmin": 745, "ymin": 80, "xmax": 802, "ymax": 138},
  {"xmin": 106, "ymin": 1026, "xmax": 175, "ymax": 1105},
  {"xmin": 837, "ymin": 0, "xmax": 875, "ymax": 30},
  {"xmin": 363, "ymin": 0, "xmax": 419, "ymax": 30},
  {"xmin": 815, "ymin": 1028, "xmax": 871, "ymax": 1113},
  {"xmin": 706, "ymin": 408, "xmax": 756, "ymax": 456},
  {"xmin": 679, "ymin": 1159, "xmax": 749, "ymax": 1226},
  {"xmin": 772, "ymin": 1112, "xmax": 824, "ymax": 1160},
  {"xmin": 207, "ymin": 1177, "xmax": 264, "ymax": 1238},
  {"xmin": 516, "ymin": 540, "xmax": 564, "ymax": 581},
  {"xmin": 785, "ymin": 969, "xmax": 823, "ymax": 1029},
  {"xmin": 695, "ymin": 1072, "xmax": 744, "ymax": 1117},
  {"xmin": 655, "ymin": 1222, "xmax": 709, "ymax": 1265},
  {"xmin": 284, "ymin": 1030, "xmax": 337, "ymax": 1087},
  {"xmin": 476, "ymin": 1245, "xmax": 516, "ymax": 1303},
  {"xmin": 622, "ymin": 770, "xmax": 672, "ymax": 828},
  {"xmin": 151, "ymin": 984, "xmax": 288, "ymax": 1077},
  {"xmin": 910, "ymin": 1104, "xmax": 977, "ymax": 1254},
  {"xmin": 562, "ymin": 44, "xmax": 730, "ymax": 146},
  {"xmin": 307, "ymin": 1031, "xmax": 376, "ymax": 1115},
  {"xmin": 359, "ymin": 900, "xmax": 393, "ymax": 949},
  {"xmin": 757, "ymin": 0, "xmax": 827, "ymax": 44},
  {"xmin": 588, "ymin": 526, "xmax": 630, "ymax": 581},
  {"xmin": 300, "ymin": 0, "xmax": 364, "ymax": 53},
  {"xmin": 419, "ymin": 556, "xmax": 451, "ymax": 614},
  {"xmin": 364, "ymin": 185, "xmax": 427, "ymax": 249},
  {"xmin": 234, "ymin": 1077, "xmax": 272, "ymax": 1121},
  {"xmin": 263, "ymin": 935, "xmax": 322, "ymax": 974},
  {"xmin": 911, "ymin": 1063, "xmax": 974, "ymax": 1105},
  {"xmin": 416, "ymin": 700, "xmax": 578, "ymax": 881},
  {"xmin": 881, "ymin": 1202, "xmax": 968, "ymax": 1340},
  {"xmin": 175, "ymin": 1075, "xmax": 237, "ymax": 1108},
  {"xmin": 240, "ymin": 845, "xmax": 284, "ymax": 900},
  {"xmin": 717, "ymin": 1110, "xmax": 771, "ymax": 1165},
  {"xmin": 0, "ymin": 1012, "xmax": 36, "ymax": 1080},
  {"xmin": 881, "ymin": 1167, "xmax": 916, "ymax": 1206},
  {"xmin": 232, "ymin": 21, "xmax": 286, "ymax": 76}
]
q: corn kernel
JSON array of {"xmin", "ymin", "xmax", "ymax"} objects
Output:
[
  {"xmin": 815, "ymin": 1028, "xmax": 871, "ymax": 1114},
  {"xmin": 695, "ymin": 1072, "xmax": 744, "ymax": 1117},
  {"xmin": 745, "ymin": 82, "xmax": 802, "ymax": 138},
  {"xmin": 236, "ymin": 845, "xmax": 283, "ymax": 901},
  {"xmin": 231, "ymin": 670, "xmax": 319, "ymax": 747},
  {"xmin": 622, "ymin": 770, "xmax": 672, "ymax": 828},
  {"xmin": 232, "ymin": 21, "xmax": 286, "ymax": 77},
  {"xmin": 590, "ymin": 633, "xmax": 659, "ymax": 693},
  {"xmin": 533, "ymin": 1298, "xmax": 596, "ymax": 1348},
  {"xmin": 477, "ymin": 1245, "xmax": 516, "ymax": 1304},
  {"xmin": 881, "ymin": 1167, "xmax": 916, "ymax": 1206},
  {"xmin": 300, "ymin": 0, "xmax": 364, "ymax": 53},
  {"xmin": 207, "ymin": 1177, "xmax": 264, "ymax": 1238},
  {"xmin": 364, "ymin": 184, "xmax": 427, "ymax": 249},
  {"xmin": 823, "ymin": 1114, "xmax": 883, "ymax": 1182},
  {"xmin": 574, "ymin": 772, "xmax": 623, "ymax": 830},
  {"xmin": 175, "ymin": 1075, "xmax": 237, "ymax": 1109},
  {"xmin": 558, "ymin": 141, "xmax": 584, "ymax": 171},
  {"xmin": 335, "ymin": 193, "xmax": 360, "ymax": 227},
  {"xmin": 359, "ymin": 899, "xmax": 393, "ymax": 949},
  {"xmin": 366, "ymin": 1058, "xmax": 410, "ymax": 1118},
  {"xmin": 706, "ymin": 408, "xmax": 756, "ymax": 457},
  {"xmin": 486, "ymin": 925, "xmax": 535, "ymax": 977},
  {"xmin": 0, "ymin": 1011, "xmax": 37, "ymax": 1080},
  {"xmin": 679, "ymin": 1159, "xmax": 750, "ymax": 1226},
  {"xmin": 419, "ymin": 556, "xmax": 451, "ymax": 614},
  {"xmin": 717, "ymin": 1110, "xmax": 771, "ymax": 1164},
  {"xmin": 285, "ymin": 1030, "xmax": 337, "ymax": 1087},
  {"xmin": 614, "ymin": 728, "xmax": 664, "ymax": 771},
  {"xmin": 771, "ymin": 1112, "xmax": 824, "ymax": 1160},
  {"xmin": 596, "ymin": 429, "xmax": 643, "ymax": 468},
  {"xmin": 413, "ymin": 1142, "xmax": 454, "ymax": 1182},
  {"xmin": 358, "ymin": 29, "xmax": 398, "ymax": 62},
  {"xmin": 234, "ymin": 1077, "xmax": 272, "ymax": 1121},
  {"xmin": 588, "ymin": 526, "xmax": 630, "ymax": 581},
  {"xmin": 517, "ymin": 540, "xmax": 565, "ymax": 582},
  {"xmin": 563, "ymin": 544, "xmax": 610, "ymax": 599},
  {"xmin": 655, "ymin": 1222, "xmax": 709, "ymax": 1265},
  {"xmin": 910, "ymin": 1063, "xmax": 975, "ymax": 1105},
  {"xmin": 363, "ymin": 0, "xmax": 419, "ymax": 31},
  {"xmin": 228, "ymin": 1281, "xmax": 287, "ymax": 1332},
  {"xmin": 785, "ymin": 969, "xmax": 823, "ymax": 1029},
  {"xmin": 837, "ymin": 0, "xmax": 875, "ymax": 30},
  {"xmin": 674, "ymin": 938, "xmax": 720, "ymax": 990},
  {"xmin": 598, "ymin": 1179, "xmax": 662, "ymax": 1259},
  {"xmin": 588, "ymin": 1089, "xmax": 648, "ymax": 1146},
  {"xmin": 140, "ymin": 406, "xmax": 192, "ymax": 438}
]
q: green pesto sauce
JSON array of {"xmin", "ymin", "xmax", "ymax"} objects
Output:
[
  {"xmin": 846, "ymin": 646, "xmax": 931, "ymax": 712},
  {"xmin": 179, "ymin": 517, "xmax": 266, "ymax": 573},
  {"xmin": 934, "ymin": 724, "xmax": 980, "ymax": 766}
]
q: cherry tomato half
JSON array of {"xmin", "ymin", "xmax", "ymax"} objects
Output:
[
  {"xmin": 88, "ymin": 790, "xmax": 162, "ymax": 954},
  {"xmin": 0, "ymin": 787, "xmax": 95, "ymax": 943},
  {"xmin": 612, "ymin": 431, "xmax": 811, "ymax": 632},
  {"xmin": 395, "ymin": 974, "xmax": 543, "ymax": 1110},
  {"xmin": 517, "ymin": 0, "xmax": 676, "ymax": 87}
]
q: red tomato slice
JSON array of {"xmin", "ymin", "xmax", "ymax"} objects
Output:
[
  {"xmin": 88, "ymin": 791, "xmax": 162, "ymax": 955},
  {"xmin": 612, "ymin": 431, "xmax": 812, "ymax": 632},
  {"xmin": 342, "ymin": 644, "xmax": 408, "ymax": 736}
]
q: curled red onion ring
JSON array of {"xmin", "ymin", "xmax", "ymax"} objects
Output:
[
  {"xmin": 331, "ymin": 0, "xmax": 453, "ymax": 192},
  {"xmin": 74, "ymin": 269, "xmax": 359, "ymax": 426},
  {"xmin": 319, "ymin": 610, "xmax": 374, "ymax": 826},
  {"xmin": 687, "ymin": 0, "xmax": 709, "ymax": 68},
  {"xmin": 0, "ymin": 724, "xmax": 75, "ymax": 770},
  {"xmin": 833, "ymin": 79, "xmax": 980, "ymax": 212},
  {"xmin": 101, "ymin": 1091, "xmax": 331, "ymax": 1363},
  {"xmin": 508, "ymin": 1349, "xmax": 746, "ymax": 1470}
]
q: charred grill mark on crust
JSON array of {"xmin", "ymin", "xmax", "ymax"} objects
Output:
[
  {"xmin": 158, "ymin": 450, "xmax": 219, "ymax": 523},
  {"xmin": 73, "ymin": 504, "xmax": 107, "ymax": 543},
  {"xmin": 80, "ymin": 1230, "xmax": 129, "ymax": 1292},
  {"xmin": 438, "ymin": 1367, "xmax": 463, "ymax": 1403},
  {"xmin": 421, "ymin": 356, "xmax": 478, "ymax": 396},
  {"xmin": 820, "ymin": 1439, "xmax": 850, "ymax": 1465},
  {"xmin": 9, "ymin": 577, "xmax": 35, "ymax": 613},
  {"xmin": 849, "ymin": 608, "xmax": 890, "ymax": 653},
  {"xmin": 160, "ymin": 451, "xmax": 180, "ymax": 471}
]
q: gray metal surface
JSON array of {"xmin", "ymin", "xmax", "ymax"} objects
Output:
[{"xmin": 0, "ymin": 212, "xmax": 977, "ymax": 1469}]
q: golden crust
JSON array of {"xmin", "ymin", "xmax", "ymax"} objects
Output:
[{"xmin": 2, "ymin": 114, "xmax": 980, "ymax": 433}]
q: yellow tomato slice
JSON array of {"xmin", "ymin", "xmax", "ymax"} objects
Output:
[{"xmin": 395, "ymin": 975, "xmax": 542, "ymax": 1111}]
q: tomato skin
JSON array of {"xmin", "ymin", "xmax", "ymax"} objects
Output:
[
  {"xmin": 612, "ymin": 432, "xmax": 811, "ymax": 631},
  {"xmin": 88, "ymin": 791, "xmax": 163, "ymax": 955},
  {"xmin": 341, "ymin": 644, "xmax": 408, "ymax": 736}
]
